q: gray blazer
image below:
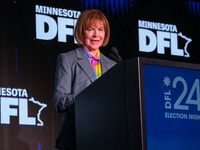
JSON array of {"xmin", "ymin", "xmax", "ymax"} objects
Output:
[{"xmin": 53, "ymin": 46, "xmax": 116, "ymax": 149}]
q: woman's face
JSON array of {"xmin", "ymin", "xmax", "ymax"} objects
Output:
[{"xmin": 84, "ymin": 21, "xmax": 105, "ymax": 52}]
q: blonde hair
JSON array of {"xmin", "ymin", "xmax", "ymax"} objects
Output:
[{"xmin": 74, "ymin": 9, "xmax": 110, "ymax": 46}]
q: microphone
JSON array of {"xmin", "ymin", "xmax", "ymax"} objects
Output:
[{"xmin": 109, "ymin": 47, "xmax": 122, "ymax": 62}]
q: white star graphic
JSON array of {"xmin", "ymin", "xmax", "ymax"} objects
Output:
[{"xmin": 163, "ymin": 76, "xmax": 171, "ymax": 87}]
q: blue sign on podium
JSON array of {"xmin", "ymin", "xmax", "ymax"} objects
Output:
[{"xmin": 143, "ymin": 64, "xmax": 200, "ymax": 150}]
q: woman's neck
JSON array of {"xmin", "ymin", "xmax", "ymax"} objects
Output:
[{"xmin": 84, "ymin": 48, "xmax": 98, "ymax": 57}]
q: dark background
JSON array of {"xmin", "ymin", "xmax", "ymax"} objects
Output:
[{"xmin": 0, "ymin": 0, "xmax": 199, "ymax": 149}]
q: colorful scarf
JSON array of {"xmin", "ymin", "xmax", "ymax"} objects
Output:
[{"xmin": 85, "ymin": 49, "xmax": 102, "ymax": 79}]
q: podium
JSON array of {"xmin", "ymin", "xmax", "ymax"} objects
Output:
[
  {"xmin": 75, "ymin": 57, "xmax": 142, "ymax": 150},
  {"xmin": 75, "ymin": 57, "xmax": 200, "ymax": 150}
]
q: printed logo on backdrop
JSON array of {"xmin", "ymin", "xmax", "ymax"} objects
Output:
[
  {"xmin": 35, "ymin": 5, "xmax": 81, "ymax": 43},
  {"xmin": 138, "ymin": 20, "xmax": 192, "ymax": 57},
  {"xmin": 0, "ymin": 87, "xmax": 47, "ymax": 126}
]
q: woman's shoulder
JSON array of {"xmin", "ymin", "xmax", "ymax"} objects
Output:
[
  {"xmin": 101, "ymin": 52, "xmax": 117, "ymax": 65},
  {"xmin": 58, "ymin": 47, "xmax": 84, "ymax": 59}
]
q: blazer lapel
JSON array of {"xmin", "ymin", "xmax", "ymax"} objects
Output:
[
  {"xmin": 100, "ymin": 53, "xmax": 109, "ymax": 74},
  {"xmin": 76, "ymin": 47, "xmax": 96, "ymax": 83}
]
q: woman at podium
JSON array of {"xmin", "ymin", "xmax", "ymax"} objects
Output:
[{"xmin": 53, "ymin": 9, "xmax": 116, "ymax": 150}]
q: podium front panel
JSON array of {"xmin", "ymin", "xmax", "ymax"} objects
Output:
[{"xmin": 75, "ymin": 62, "xmax": 129, "ymax": 150}]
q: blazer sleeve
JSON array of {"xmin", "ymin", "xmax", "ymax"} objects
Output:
[{"xmin": 53, "ymin": 53, "xmax": 75, "ymax": 113}]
